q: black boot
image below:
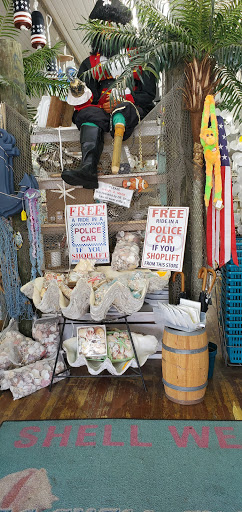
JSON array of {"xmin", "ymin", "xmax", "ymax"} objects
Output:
[{"xmin": 61, "ymin": 124, "xmax": 104, "ymax": 188}]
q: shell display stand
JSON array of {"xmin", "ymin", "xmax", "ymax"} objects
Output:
[
  {"xmin": 32, "ymin": 102, "xmax": 166, "ymax": 391},
  {"xmin": 49, "ymin": 314, "xmax": 148, "ymax": 392}
]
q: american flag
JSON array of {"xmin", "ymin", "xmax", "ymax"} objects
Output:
[{"xmin": 206, "ymin": 115, "xmax": 238, "ymax": 268}]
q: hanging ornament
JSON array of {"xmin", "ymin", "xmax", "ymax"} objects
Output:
[
  {"xmin": 31, "ymin": 1, "xmax": 46, "ymax": 49},
  {"xmin": 45, "ymin": 15, "xmax": 58, "ymax": 78},
  {"xmin": 13, "ymin": 0, "xmax": 32, "ymax": 30},
  {"xmin": 24, "ymin": 188, "xmax": 44, "ymax": 280},
  {"xmin": 21, "ymin": 209, "xmax": 27, "ymax": 221}
]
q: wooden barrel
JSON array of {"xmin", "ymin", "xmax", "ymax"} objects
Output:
[{"xmin": 162, "ymin": 327, "xmax": 209, "ymax": 405}]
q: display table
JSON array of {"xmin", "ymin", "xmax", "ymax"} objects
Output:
[{"xmin": 50, "ymin": 314, "xmax": 148, "ymax": 392}]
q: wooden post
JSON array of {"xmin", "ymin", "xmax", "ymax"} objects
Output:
[
  {"xmin": 0, "ymin": 39, "xmax": 28, "ymax": 118},
  {"xmin": 0, "ymin": 40, "xmax": 32, "ymax": 336}
]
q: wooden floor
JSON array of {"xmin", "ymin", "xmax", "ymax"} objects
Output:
[{"xmin": 1, "ymin": 305, "xmax": 241, "ymax": 423}]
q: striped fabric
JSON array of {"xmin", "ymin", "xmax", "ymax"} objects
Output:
[{"xmin": 206, "ymin": 116, "xmax": 238, "ymax": 268}]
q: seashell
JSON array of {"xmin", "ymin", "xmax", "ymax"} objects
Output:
[
  {"xmin": 94, "ymin": 344, "xmax": 106, "ymax": 354},
  {"xmin": 78, "ymin": 328, "xmax": 87, "ymax": 338},
  {"xmin": 34, "ymin": 330, "xmax": 43, "ymax": 339},
  {"xmin": 41, "ymin": 379, "xmax": 50, "ymax": 387},
  {"xmin": 41, "ymin": 370, "xmax": 50, "ymax": 380},
  {"xmin": 94, "ymin": 327, "xmax": 104, "ymax": 337},
  {"xmin": 32, "ymin": 369, "xmax": 40, "ymax": 378},
  {"xmin": 86, "ymin": 328, "xmax": 95, "ymax": 339}
]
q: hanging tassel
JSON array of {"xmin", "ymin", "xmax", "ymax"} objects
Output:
[
  {"xmin": 24, "ymin": 188, "xmax": 44, "ymax": 280},
  {"xmin": 13, "ymin": 0, "xmax": 32, "ymax": 30},
  {"xmin": 31, "ymin": 2, "xmax": 46, "ymax": 49}
]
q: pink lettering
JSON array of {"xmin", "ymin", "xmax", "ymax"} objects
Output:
[
  {"xmin": 14, "ymin": 427, "xmax": 40, "ymax": 448},
  {"xmin": 214, "ymin": 427, "xmax": 242, "ymax": 449},
  {"xmin": 130, "ymin": 425, "xmax": 152, "ymax": 447},
  {"xmin": 42, "ymin": 426, "xmax": 72, "ymax": 447},
  {"xmin": 76, "ymin": 425, "xmax": 97, "ymax": 446},
  {"xmin": 169, "ymin": 426, "xmax": 210, "ymax": 448},
  {"xmin": 103, "ymin": 425, "xmax": 124, "ymax": 446}
]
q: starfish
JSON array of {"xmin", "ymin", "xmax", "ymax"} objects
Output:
[{"xmin": 50, "ymin": 183, "xmax": 75, "ymax": 200}]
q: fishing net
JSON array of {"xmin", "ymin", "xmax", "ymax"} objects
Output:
[
  {"xmin": 4, "ymin": 103, "xmax": 34, "ymax": 288},
  {"xmin": 2, "ymin": 74, "xmax": 206, "ymax": 304},
  {"xmin": 0, "ymin": 105, "xmax": 34, "ymax": 320},
  {"xmin": 0, "ymin": 217, "xmax": 33, "ymax": 319}
]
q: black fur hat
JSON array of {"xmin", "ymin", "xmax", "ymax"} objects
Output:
[{"xmin": 90, "ymin": 0, "xmax": 132, "ymax": 25}]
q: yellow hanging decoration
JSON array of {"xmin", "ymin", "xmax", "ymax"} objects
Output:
[{"xmin": 21, "ymin": 209, "xmax": 27, "ymax": 221}]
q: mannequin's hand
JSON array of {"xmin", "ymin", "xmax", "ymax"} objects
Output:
[{"xmin": 102, "ymin": 99, "xmax": 119, "ymax": 113}]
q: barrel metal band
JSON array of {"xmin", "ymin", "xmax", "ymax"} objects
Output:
[
  {"xmin": 162, "ymin": 379, "xmax": 208, "ymax": 392},
  {"xmin": 162, "ymin": 343, "xmax": 208, "ymax": 355}
]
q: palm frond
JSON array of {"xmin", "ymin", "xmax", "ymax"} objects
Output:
[
  {"xmin": 23, "ymin": 43, "xmax": 64, "ymax": 74},
  {"xmin": 77, "ymin": 19, "xmax": 140, "ymax": 55},
  {"xmin": 212, "ymin": 0, "xmax": 242, "ymax": 49},
  {"xmin": 169, "ymin": 0, "xmax": 213, "ymax": 54},
  {"xmin": 216, "ymin": 66, "xmax": 242, "ymax": 121},
  {"xmin": 77, "ymin": 0, "xmax": 242, "ymax": 121},
  {"xmin": 77, "ymin": 10, "xmax": 194, "ymax": 55},
  {"xmin": 0, "ymin": 74, "xmax": 12, "ymax": 88},
  {"xmin": 132, "ymin": 0, "xmax": 194, "ymax": 45},
  {"xmin": 24, "ymin": 71, "xmax": 69, "ymax": 98},
  {"xmin": 23, "ymin": 42, "xmax": 70, "ymax": 101},
  {"xmin": 27, "ymin": 102, "xmax": 37, "ymax": 124},
  {"xmin": 214, "ymin": 45, "xmax": 242, "ymax": 73},
  {"xmin": 0, "ymin": 73, "xmax": 25, "ymax": 95},
  {"xmin": 0, "ymin": 0, "xmax": 19, "ymax": 39}
]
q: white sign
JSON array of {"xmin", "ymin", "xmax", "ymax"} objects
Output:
[
  {"xmin": 94, "ymin": 182, "xmax": 133, "ymax": 208},
  {"xmin": 141, "ymin": 207, "xmax": 189, "ymax": 272},
  {"xmin": 66, "ymin": 203, "xmax": 110, "ymax": 264}
]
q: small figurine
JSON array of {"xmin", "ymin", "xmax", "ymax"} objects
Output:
[{"xmin": 122, "ymin": 176, "xmax": 149, "ymax": 193}]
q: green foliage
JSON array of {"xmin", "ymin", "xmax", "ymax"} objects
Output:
[
  {"xmin": 0, "ymin": 0, "xmax": 19, "ymax": 39},
  {"xmin": 77, "ymin": 0, "xmax": 242, "ymax": 120},
  {"xmin": 23, "ymin": 43, "xmax": 69, "ymax": 98},
  {"xmin": 0, "ymin": 1, "xmax": 69, "ymax": 115}
]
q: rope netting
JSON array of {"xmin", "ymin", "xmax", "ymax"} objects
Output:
[{"xmin": 2, "ymin": 75, "xmax": 206, "ymax": 303}]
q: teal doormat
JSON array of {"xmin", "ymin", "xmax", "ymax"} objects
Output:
[{"xmin": 0, "ymin": 419, "xmax": 241, "ymax": 512}]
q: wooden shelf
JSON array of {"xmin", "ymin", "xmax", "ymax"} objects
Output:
[
  {"xmin": 108, "ymin": 219, "xmax": 146, "ymax": 233},
  {"xmin": 31, "ymin": 119, "xmax": 159, "ymax": 144},
  {"xmin": 38, "ymin": 171, "xmax": 164, "ymax": 190},
  {"xmin": 42, "ymin": 219, "xmax": 147, "ymax": 234},
  {"xmin": 42, "ymin": 223, "xmax": 65, "ymax": 234}
]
